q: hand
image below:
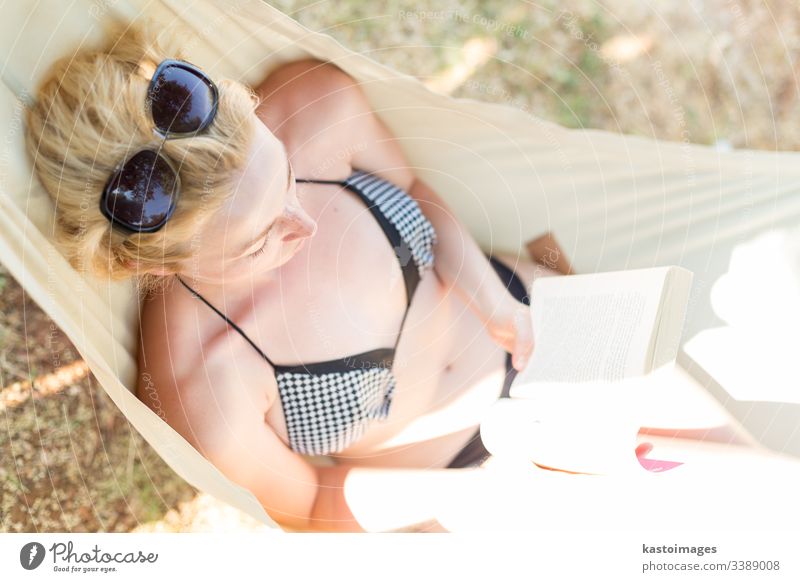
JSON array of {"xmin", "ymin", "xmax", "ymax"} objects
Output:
[{"xmin": 484, "ymin": 298, "xmax": 534, "ymax": 372}]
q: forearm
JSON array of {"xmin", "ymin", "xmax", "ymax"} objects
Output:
[
  {"xmin": 409, "ymin": 178, "xmax": 518, "ymax": 325},
  {"xmin": 306, "ymin": 463, "xmax": 478, "ymax": 532}
]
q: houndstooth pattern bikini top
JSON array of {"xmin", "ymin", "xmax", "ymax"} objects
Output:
[{"xmin": 176, "ymin": 170, "xmax": 437, "ymax": 456}]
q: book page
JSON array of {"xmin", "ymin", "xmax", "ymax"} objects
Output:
[
  {"xmin": 650, "ymin": 267, "xmax": 694, "ymax": 370},
  {"xmin": 522, "ymin": 292, "xmax": 647, "ymax": 382},
  {"xmin": 514, "ymin": 267, "xmax": 669, "ymax": 387}
]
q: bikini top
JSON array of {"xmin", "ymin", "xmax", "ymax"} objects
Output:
[{"xmin": 176, "ymin": 170, "xmax": 437, "ymax": 456}]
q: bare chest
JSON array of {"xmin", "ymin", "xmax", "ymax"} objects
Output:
[
  {"xmin": 257, "ymin": 181, "xmax": 412, "ymax": 363},
  {"xmin": 212, "ymin": 183, "xmax": 441, "ymax": 443}
]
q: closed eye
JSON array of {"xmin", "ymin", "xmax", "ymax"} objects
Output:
[
  {"xmin": 243, "ymin": 149, "xmax": 291, "ymax": 260},
  {"xmin": 248, "ymin": 234, "xmax": 270, "ymax": 259}
]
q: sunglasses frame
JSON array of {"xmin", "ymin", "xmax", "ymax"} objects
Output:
[
  {"xmin": 100, "ymin": 58, "xmax": 219, "ymax": 234},
  {"xmin": 146, "ymin": 59, "xmax": 220, "ymax": 139}
]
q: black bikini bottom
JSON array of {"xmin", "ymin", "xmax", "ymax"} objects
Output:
[{"xmin": 445, "ymin": 253, "xmax": 532, "ymax": 469}]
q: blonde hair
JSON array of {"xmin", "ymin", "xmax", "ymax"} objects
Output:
[{"xmin": 25, "ymin": 18, "xmax": 259, "ymax": 295}]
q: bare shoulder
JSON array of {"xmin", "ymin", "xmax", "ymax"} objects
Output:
[
  {"xmin": 253, "ymin": 59, "xmax": 366, "ymax": 128},
  {"xmin": 253, "ymin": 58, "xmax": 413, "ymax": 188},
  {"xmin": 135, "ymin": 280, "xmax": 275, "ymax": 450},
  {"xmin": 253, "ymin": 61, "xmax": 372, "ymax": 165}
]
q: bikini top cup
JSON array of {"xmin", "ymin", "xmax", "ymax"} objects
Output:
[{"xmin": 177, "ymin": 170, "xmax": 437, "ymax": 455}]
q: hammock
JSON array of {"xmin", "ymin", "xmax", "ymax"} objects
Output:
[{"xmin": 3, "ymin": 0, "xmax": 800, "ymax": 530}]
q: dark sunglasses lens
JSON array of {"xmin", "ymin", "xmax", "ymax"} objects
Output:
[
  {"xmin": 149, "ymin": 64, "xmax": 216, "ymax": 134},
  {"xmin": 104, "ymin": 150, "xmax": 178, "ymax": 230}
]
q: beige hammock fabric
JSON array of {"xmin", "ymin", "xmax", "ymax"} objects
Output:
[{"xmin": 3, "ymin": 0, "xmax": 800, "ymax": 530}]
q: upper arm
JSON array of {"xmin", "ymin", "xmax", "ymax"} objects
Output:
[
  {"xmin": 139, "ymin": 316, "xmax": 320, "ymax": 530},
  {"xmin": 253, "ymin": 59, "xmax": 415, "ymax": 190},
  {"xmin": 193, "ymin": 391, "xmax": 321, "ymax": 531}
]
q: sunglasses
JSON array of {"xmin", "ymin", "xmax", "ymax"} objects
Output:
[{"xmin": 99, "ymin": 59, "xmax": 219, "ymax": 234}]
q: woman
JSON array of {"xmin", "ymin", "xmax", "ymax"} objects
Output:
[{"xmin": 25, "ymin": 21, "xmax": 561, "ymax": 532}]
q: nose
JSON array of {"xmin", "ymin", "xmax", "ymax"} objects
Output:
[{"xmin": 281, "ymin": 203, "xmax": 317, "ymax": 242}]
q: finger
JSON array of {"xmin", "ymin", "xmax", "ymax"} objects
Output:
[
  {"xmin": 512, "ymin": 333, "xmax": 534, "ymax": 371},
  {"xmin": 513, "ymin": 342, "xmax": 534, "ymax": 371},
  {"xmin": 512, "ymin": 308, "xmax": 534, "ymax": 371},
  {"xmin": 512, "ymin": 350, "xmax": 523, "ymax": 372}
]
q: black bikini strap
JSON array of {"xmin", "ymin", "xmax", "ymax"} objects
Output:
[
  {"xmin": 392, "ymin": 304, "xmax": 412, "ymax": 353},
  {"xmin": 297, "ymin": 173, "xmax": 420, "ymax": 305},
  {"xmin": 295, "ymin": 177, "xmax": 346, "ymax": 185},
  {"xmin": 174, "ymin": 275, "xmax": 278, "ymax": 368}
]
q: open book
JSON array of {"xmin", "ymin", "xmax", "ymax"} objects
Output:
[{"xmin": 480, "ymin": 266, "xmax": 694, "ymax": 475}]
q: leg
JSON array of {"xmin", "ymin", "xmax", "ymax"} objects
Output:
[{"xmin": 445, "ymin": 252, "xmax": 534, "ymax": 469}]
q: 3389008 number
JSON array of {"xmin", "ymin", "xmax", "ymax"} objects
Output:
[{"xmin": 730, "ymin": 560, "xmax": 779, "ymax": 571}]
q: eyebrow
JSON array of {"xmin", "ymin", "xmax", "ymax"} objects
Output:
[{"xmin": 238, "ymin": 143, "xmax": 293, "ymax": 256}]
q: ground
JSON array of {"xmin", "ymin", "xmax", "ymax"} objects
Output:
[{"xmin": 2, "ymin": 0, "xmax": 798, "ymax": 533}]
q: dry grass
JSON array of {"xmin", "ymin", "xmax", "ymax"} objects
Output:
[
  {"xmin": 276, "ymin": 0, "xmax": 800, "ymax": 150},
  {"xmin": 2, "ymin": 0, "xmax": 799, "ymax": 532}
]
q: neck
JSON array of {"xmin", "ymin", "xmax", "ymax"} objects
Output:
[{"xmin": 174, "ymin": 268, "xmax": 281, "ymax": 298}]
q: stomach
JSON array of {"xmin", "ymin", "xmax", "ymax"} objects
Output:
[{"xmin": 322, "ymin": 269, "xmax": 509, "ymax": 468}]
